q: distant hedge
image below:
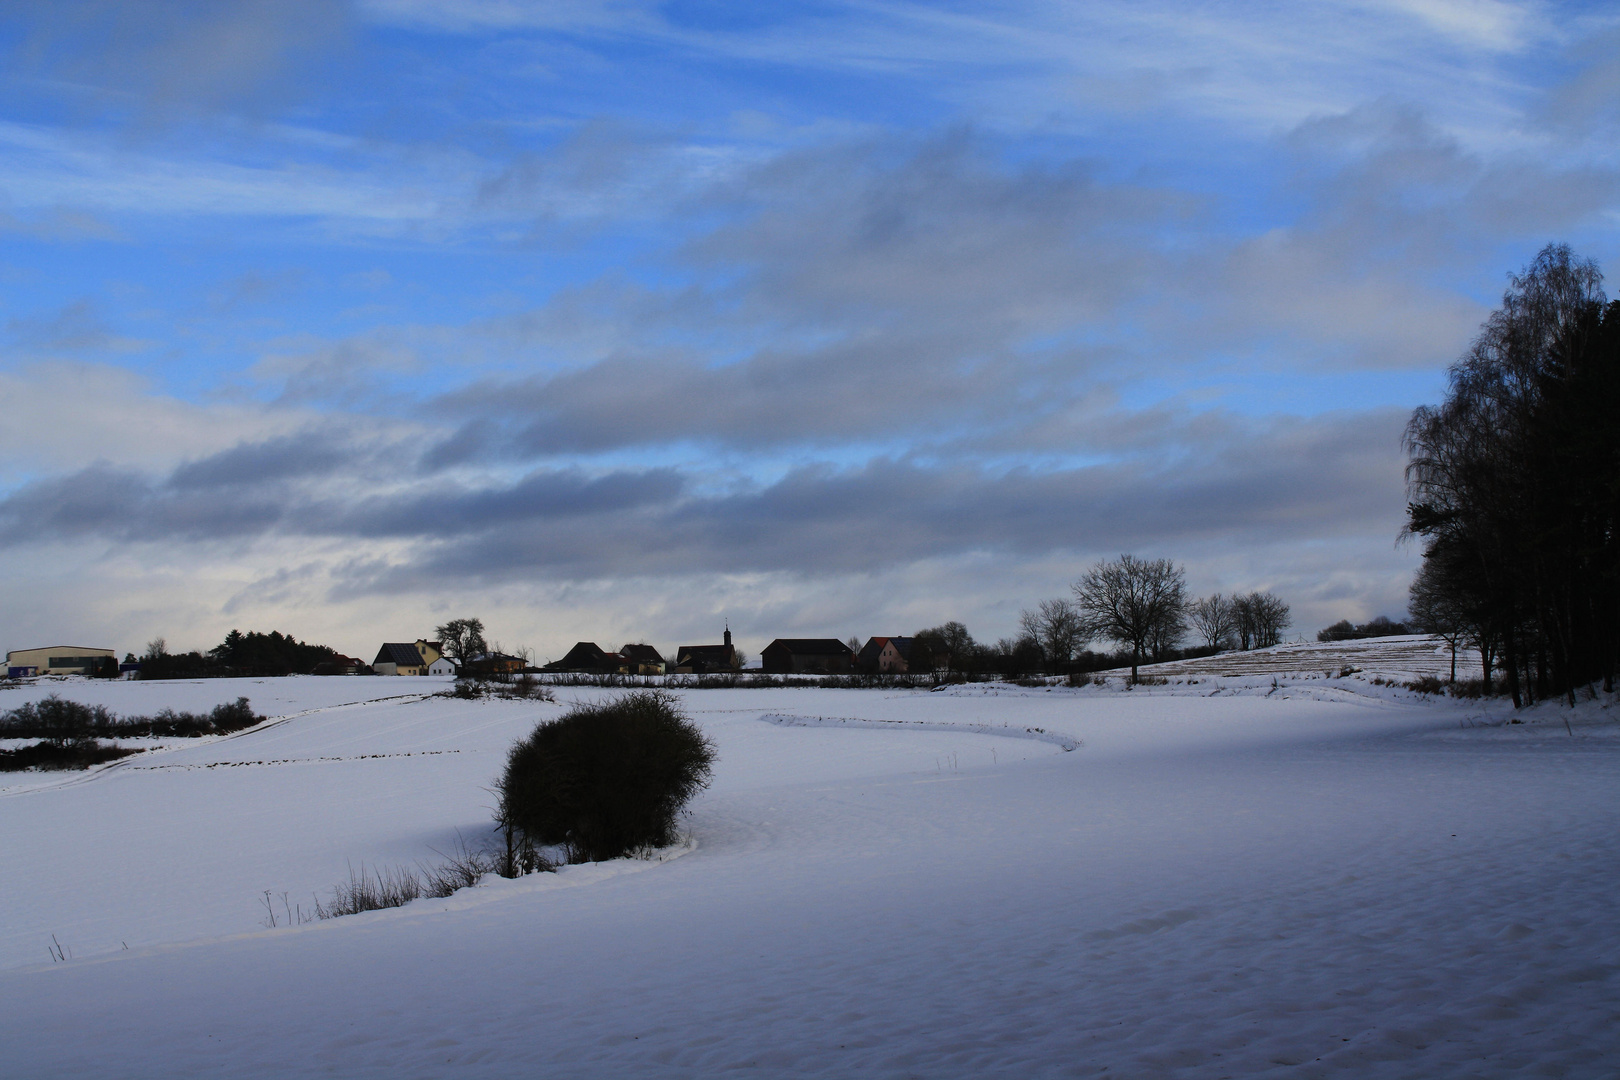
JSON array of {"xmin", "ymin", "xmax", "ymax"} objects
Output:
[{"xmin": 0, "ymin": 695, "xmax": 265, "ymax": 741}]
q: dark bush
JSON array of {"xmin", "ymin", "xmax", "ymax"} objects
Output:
[
  {"xmin": 0, "ymin": 741, "xmax": 140, "ymax": 771},
  {"xmin": 497, "ymin": 690, "xmax": 715, "ymax": 863},
  {"xmin": 0, "ymin": 695, "xmax": 264, "ymax": 740},
  {"xmin": 2, "ymin": 695, "xmax": 113, "ymax": 747}
]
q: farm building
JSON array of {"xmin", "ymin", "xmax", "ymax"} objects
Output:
[
  {"xmin": 373, "ymin": 643, "xmax": 429, "ymax": 676},
  {"xmin": 762, "ymin": 638, "xmax": 857, "ymax": 675},
  {"xmin": 548, "ymin": 642, "xmax": 615, "ymax": 672},
  {"xmin": 674, "ymin": 629, "xmax": 737, "ymax": 673},
  {"xmin": 6, "ymin": 645, "xmax": 117, "ymax": 677}
]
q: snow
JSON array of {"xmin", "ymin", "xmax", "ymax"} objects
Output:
[{"xmin": 2, "ymin": 649, "xmax": 1618, "ymax": 1077}]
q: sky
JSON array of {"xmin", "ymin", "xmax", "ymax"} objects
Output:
[{"xmin": 3, "ymin": 0, "xmax": 1619, "ymax": 664}]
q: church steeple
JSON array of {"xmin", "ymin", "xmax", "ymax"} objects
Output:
[{"xmin": 723, "ymin": 623, "xmax": 732, "ymax": 647}]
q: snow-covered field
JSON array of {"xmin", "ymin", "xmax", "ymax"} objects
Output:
[{"xmin": 2, "ymin": 647, "xmax": 1617, "ymax": 1078}]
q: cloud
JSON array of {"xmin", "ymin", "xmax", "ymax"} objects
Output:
[
  {"xmin": 0, "ymin": 205, "xmax": 122, "ymax": 241},
  {"xmin": 167, "ymin": 431, "xmax": 358, "ymax": 491},
  {"xmin": 1536, "ymin": 25, "xmax": 1620, "ymax": 136},
  {"xmin": 0, "ymin": 362, "xmax": 308, "ymax": 480},
  {"xmin": 1, "ymin": 0, "xmax": 351, "ymax": 127},
  {"xmin": 0, "ymin": 403, "xmax": 1408, "ymax": 597},
  {"xmin": 6, "ymin": 298, "xmax": 150, "ymax": 353}
]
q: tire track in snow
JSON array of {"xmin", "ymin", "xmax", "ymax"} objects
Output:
[
  {"xmin": 125, "ymin": 748, "xmax": 465, "ymax": 772},
  {"xmin": 757, "ymin": 713, "xmax": 1081, "ymax": 751}
]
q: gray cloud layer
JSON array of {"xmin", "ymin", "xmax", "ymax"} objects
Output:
[{"xmin": 0, "ymin": 407, "xmax": 1406, "ymax": 599}]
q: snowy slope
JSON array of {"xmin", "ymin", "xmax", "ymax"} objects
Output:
[{"xmin": 2, "ymin": 675, "xmax": 1617, "ymax": 1077}]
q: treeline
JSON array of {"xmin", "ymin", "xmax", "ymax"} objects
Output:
[
  {"xmin": 138, "ymin": 630, "xmax": 339, "ymax": 679},
  {"xmin": 0, "ymin": 695, "xmax": 266, "ymax": 771},
  {"xmin": 1404, "ymin": 245, "xmax": 1620, "ymax": 706},
  {"xmin": 1015, "ymin": 554, "xmax": 1290, "ymax": 681},
  {"xmin": 1317, "ymin": 616, "xmax": 1410, "ymax": 642},
  {"xmin": 900, "ymin": 620, "xmax": 1148, "ymax": 681},
  {"xmin": 0, "ymin": 695, "xmax": 264, "ymax": 740}
]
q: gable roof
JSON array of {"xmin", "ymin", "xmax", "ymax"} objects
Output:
[
  {"xmin": 676, "ymin": 643, "xmax": 731, "ymax": 659},
  {"xmin": 621, "ymin": 644, "xmax": 664, "ymax": 663},
  {"xmin": 374, "ymin": 642, "xmax": 426, "ymax": 667},
  {"xmin": 554, "ymin": 642, "xmax": 609, "ymax": 669},
  {"xmin": 765, "ymin": 638, "xmax": 856, "ymax": 656}
]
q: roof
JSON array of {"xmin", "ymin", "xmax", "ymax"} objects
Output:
[
  {"xmin": 676, "ymin": 643, "xmax": 732, "ymax": 659},
  {"xmin": 621, "ymin": 644, "xmax": 664, "ymax": 663},
  {"xmin": 558, "ymin": 642, "xmax": 608, "ymax": 664},
  {"xmin": 374, "ymin": 643, "xmax": 426, "ymax": 667},
  {"xmin": 764, "ymin": 639, "xmax": 856, "ymax": 656},
  {"xmin": 7, "ymin": 646, "xmax": 115, "ymax": 660}
]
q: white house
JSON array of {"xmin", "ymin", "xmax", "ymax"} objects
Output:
[{"xmin": 428, "ymin": 656, "xmax": 457, "ymax": 676}]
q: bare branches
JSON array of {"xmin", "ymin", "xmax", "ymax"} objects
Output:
[
  {"xmin": 1403, "ymin": 243, "xmax": 1619, "ymax": 704},
  {"xmin": 1019, "ymin": 598, "xmax": 1086, "ymax": 671},
  {"xmin": 1189, "ymin": 594, "xmax": 1237, "ymax": 652},
  {"xmin": 1071, "ymin": 555, "xmax": 1186, "ymax": 682}
]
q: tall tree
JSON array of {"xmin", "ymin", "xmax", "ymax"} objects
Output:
[
  {"xmin": 1072, "ymin": 555, "xmax": 1186, "ymax": 683},
  {"xmin": 1188, "ymin": 594, "xmax": 1236, "ymax": 652},
  {"xmin": 1019, "ymin": 598, "xmax": 1086, "ymax": 672},
  {"xmin": 1231, "ymin": 591, "xmax": 1290, "ymax": 650},
  {"xmin": 1405, "ymin": 244, "xmax": 1619, "ymax": 704},
  {"xmin": 914, "ymin": 621, "xmax": 975, "ymax": 676},
  {"xmin": 435, "ymin": 617, "xmax": 488, "ymax": 669}
]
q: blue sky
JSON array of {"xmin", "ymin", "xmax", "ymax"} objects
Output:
[{"xmin": 3, "ymin": 0, "xmax": 1618, "ymax": 661}]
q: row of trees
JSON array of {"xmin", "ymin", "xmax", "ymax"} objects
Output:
[
  {"xmin": 1404, "ymin": 245, "xmax": 1620, "ymax": 705},
  {"xmin": 1017, "ymin": 556, "xmax": 1291, "ymax": 681},
  {"xmin": 1316, "ymin": 616, "xmax": 1410, "ymax": 642},
  {"xmin": 138, "ymin": 631, "xmax": 340, "ymax": 679}
]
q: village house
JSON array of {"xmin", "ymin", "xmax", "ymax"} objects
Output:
[
  {"xmin": 620, "ymin": 644, "xmax": 666, "ymax": 675},
  {"xmin": 674, "ymin": 628, "xmax": 737, "ymax": 674},
  {"xmin": 372, "ymin": 639, "xmax": 441, "ymax": 676},
  {"xmin": 762, "ymin": 638, "xmax": 857, "ymax": 675},
  {"xmin": 463, "ymin": 652, "xmax": 527, "ymax": 677},
  {"xmin": 312, "ymin": 653, "xmax": 372, "ymax": 676},
  {"xmin": 548, "ymin": 642, "xmax": 616, "ymax": 673},
  {"xmin": 857, "ymin": 636, "xmax": 916, "ymax": 673}
]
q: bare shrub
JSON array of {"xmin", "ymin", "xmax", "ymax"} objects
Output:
[
  {"xmin": 1407, "ymin": 675, "xmax": 1447, "ymax": 695},
  {"xmin": 314, "ymin": 864, "xmax": 427, "ymax": 918}
]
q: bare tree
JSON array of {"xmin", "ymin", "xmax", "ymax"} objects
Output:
[
  {"xmin": 1071, "ymin": 555, "xmax": 1187, "ymax": 683},
  {"xmin": 1188, "ymin": 594, "xmax": 1237, "ymax": 652},
  {"xmin": 1019, "ymin": 598, "xmax": 1086, "ymax": 672},
  {"xmin": 1408, "ymin": 563, "xmax": 1468, "ymax": 683},
  {"xmin": 913, "ymin": 621, "xmax": 975, "ymax": 675},
  {"xmin": 435, "ymin": 617, "xmax": 487, "ymax": 668},
  {"xmin": 1229, "ymin": 592, "xmax": 1289, "ymax": 650},
  {"xmin": 1239, "ymin": 592, "xmax": 1291, "ymax": 649},
  {"xmin": 1250, "ymin": 595, "xmax": 1289, "ymax": 647}
]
